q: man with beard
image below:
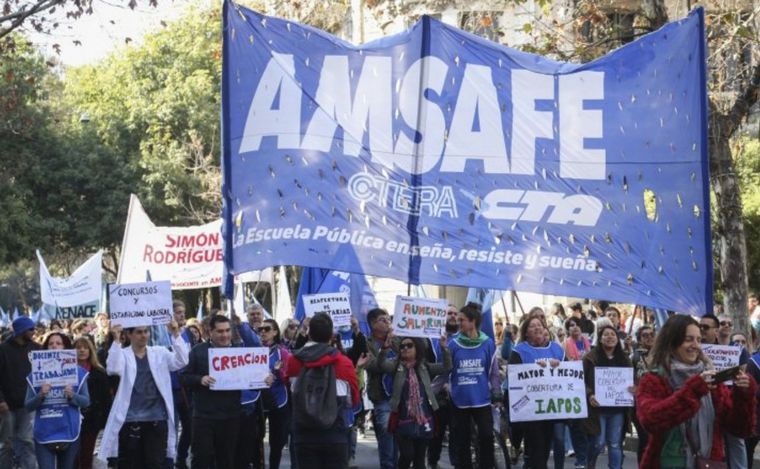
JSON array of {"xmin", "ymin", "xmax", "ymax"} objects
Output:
[
  {"xmin": 0, "ymin": 317, "xmax": 41, "ymax": 469},
  {"xmin": 427, "ymin": 305, "xmax": 460, "ymax": 469}
]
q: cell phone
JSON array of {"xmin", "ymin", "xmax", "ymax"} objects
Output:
[{"xmin": 713, "ymin": 365, "xmax": 741, "ymax": 383}]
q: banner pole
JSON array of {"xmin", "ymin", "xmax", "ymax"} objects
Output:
[{"xmin": 512, "ymin": 290, "xmax": 525, "ymax": 316}]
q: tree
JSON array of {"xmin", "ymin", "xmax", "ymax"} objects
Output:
[{"xmin": 63, "ymin": 5, "xmax": 222, "ymax": 225}]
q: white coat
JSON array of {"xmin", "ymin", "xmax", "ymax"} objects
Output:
[{"xmin": 96, "ymin": 334, "xmax": 189, "ymax": 461}]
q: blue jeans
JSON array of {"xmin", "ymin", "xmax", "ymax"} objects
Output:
[
  {"xmin": 35, "ymin": 438, "xmax": 80, "ymax": 469},
  {"xmin": 372, "ymin": 400, "xmax": 397, "ymax": 469},
  {"xmin": 724, "ymin": 432, "xmax": 747, "ymax": 468},
  {"xmin": 592, "ymin": 411, "xmax": 624, "ymax": 469},
  {"xmin": 0, "ymin": 408, "xmax": 36, "ymax": 469}
]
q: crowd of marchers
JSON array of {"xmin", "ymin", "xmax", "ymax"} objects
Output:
[{"xmin": 1, "ymin": 297, "xmax": 760, "ymax": 469}]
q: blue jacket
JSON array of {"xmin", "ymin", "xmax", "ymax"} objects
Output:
[{"xmin": 25, "ymin": 366, "xmax": 90, "ymax": 444}]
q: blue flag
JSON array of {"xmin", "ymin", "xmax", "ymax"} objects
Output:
[{"xmin": 221, "ymin": 2, "xmax": 711, "ymax": 316}]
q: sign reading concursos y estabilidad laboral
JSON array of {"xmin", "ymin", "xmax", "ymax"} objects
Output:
[
  {"xmin": 109, "ymin": 280, "xmax": 173, "ymax": 328},
  {"xmin": 508, "ymin": 361, "xmax": 588, "ymax": 422}
]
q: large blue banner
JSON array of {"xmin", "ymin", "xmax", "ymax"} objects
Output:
[{"xmin": 221, "ymin": 1, "xmax": 712, "ymax": 316}]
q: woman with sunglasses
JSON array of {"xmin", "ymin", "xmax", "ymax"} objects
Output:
[
  {"xmin": 372, "ymin": 332, "xmax": 451, "ymax": 469},
  {"xmin": 280, "ymin": 319, "xmax": 299, "ymax": 350},
  {"xmin": 25, "ymin": 332, "xmax": 90, "ymax": 469},
  {"xmin": 257, "ymin": 318, "xmax": 291, "ymax": 469}
]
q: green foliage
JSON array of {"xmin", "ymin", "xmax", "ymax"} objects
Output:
[{"xmin": 64, "ymin": 6, "xmax": 222, "ymax": 225}]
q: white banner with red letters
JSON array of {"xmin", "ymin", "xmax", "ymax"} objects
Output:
[{"xmin": 208, "ymin": 347, "xmax": 270, "ymax": 390}]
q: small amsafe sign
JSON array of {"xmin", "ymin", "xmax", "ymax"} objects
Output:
[
  {"xmin": 393, "ymin": 296, "xmax": 448, "ymax": 339},
  {"xmin": 109, "ymin": 280, "xmax": 173, "ymax": 328},
  {"xmin": 594, "ymin": 367, "xmax": 634, "ymax": 407},
  {"xmin": 302, "ymin": 292, "xmax": 352, "ymax": 328},
  {"xmin": 208, "ymin": 347, "xmax": 270, "ymax": 390},
  {"xmin": 30, "ymin": 350, "xmax": 78, "ymax": 387},
  {"xmin": 508, "ymin": 361, "xmax": 588, "ymax": 422}
]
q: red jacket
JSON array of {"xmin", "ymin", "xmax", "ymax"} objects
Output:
[
  {"xmin": 636, "ymin": 372, "xmax": 756, "ymax": 468},
  {"xmin": 285, "ymin": 347, "xmax": 360, "ymax": 406}
]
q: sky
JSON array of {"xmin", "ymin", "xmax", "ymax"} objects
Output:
[{"xmin": 27, "ymin": 0, "xmax": 212, "ymax": 67}]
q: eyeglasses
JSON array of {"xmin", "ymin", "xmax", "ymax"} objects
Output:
[
  {"xmin": 399, "ymin": 342, "xmax": 415, "ymax": 350},
  {"xmin": 699, "ymin": 324, "xmax": 715, "ymax": 330},
  {"xmin": 720, "ymin": 321, "xmax": 733, "ymax": 327},
  {"xmin": 257, "ymin": 326, "xmax": 273, "ymax": 333}
]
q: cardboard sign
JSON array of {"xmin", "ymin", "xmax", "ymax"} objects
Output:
[
  {"xmin": 30, "ymin": 350, "xmax": 78, "ymax": 387},
  {"xmin": 392, "ymin": 296, "xmax": 448, "ymax": 339},
  {"xmin": 507, "ymin": 361, "xmax": 588, "ymax": 422},
  {"xmin": 108, "ymin": 280, "xmax": 172, "ymax": 328},
  {"xmin": 302, "ymin": 292, "xmax": 352, "ymax": 328},
  {"xmin": 208, "ymin": 347, "xmax": 270, "ymax": 390},
  {"xmin": 594, "ymin": 367, "xmax": 634, "ymax": 407},
  {"xmin": 701, "ymin": 344, "xmax": 741, "ymax": 371}
]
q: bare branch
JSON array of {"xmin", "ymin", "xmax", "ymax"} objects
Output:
[
  {"xmin": 0, "ymin": 0, "xmax": 65, "ymax": 40},
  {"xmin": 725, "ymin": 62, "xmax": 760, "ymax": 137}
]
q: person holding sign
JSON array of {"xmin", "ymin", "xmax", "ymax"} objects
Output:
[
  {"xmin": 637, "ymin": 314, "xmax": 756, "ymax": 469},
  {"xmin": 371, "ymin": 333, "xmax": 451, "ymax": 469},
  {"xmin": 508, "ymin": 314, "xmax": 565, "ymax": 469},
  {"xmin": 582, "ymin": 324, "xmax": 633, "ymax": 469},
  {"xmin": 449, "ymin": 303, "xmax": 501, "ymax": 469},
  {"xmin": 97, "ymin": 319, "xmax": 189, "ymax": 468},
  {"xmin": 24, "ymin": 332, "xmax": 90, "ymax": 469}
]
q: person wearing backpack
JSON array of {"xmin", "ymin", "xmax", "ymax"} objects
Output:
[{"xmin": 286, "ymin": 312, "xmax": 360, "ymax": 469}]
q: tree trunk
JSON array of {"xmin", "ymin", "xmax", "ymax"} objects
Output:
[{"xmin": 709, "ymin": 115, "xmax": 750, "ymax": 334}]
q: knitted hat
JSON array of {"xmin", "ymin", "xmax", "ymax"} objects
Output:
[{"xmin": 12, "ymin": 316, "xmax": 35, "ymax": 338}]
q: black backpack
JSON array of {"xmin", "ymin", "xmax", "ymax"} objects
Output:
[{"xmin": 293, "ymin": 361, "xmax": 339, "ymax": 430}]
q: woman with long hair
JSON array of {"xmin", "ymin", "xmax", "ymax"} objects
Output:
[
  {"xmin": 24, "ymin": 332, "xmax": 90, "ymax": 469},
  {"xmin": 257, "ymin": 318, "xmax": 291, "ymax": 469},
  {"xmin": 509, "ymin": 315, "xmax": 566, "ymax": 469},
  {"xmin": 73, "ymin": 336, "xmax": 111, "ymax": 469},
  {"xmin": 637, "ymin": 314, "xmax": 756, "ymax": 468},
  {"xmin": 583, "ymin": 325, "xmax": 632, "ymax": 469},
  {"xmin": 372, "ymin": 335, "xmax": 451, "ymax": 469}
]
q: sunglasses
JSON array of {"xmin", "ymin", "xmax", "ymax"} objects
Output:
[
  {"xmin": 257, "ymin": 326, "xmax": 273, "ymax": 333},
  {"xmin": 720, "ymin": 321, "xmax": 733, "ymax": 327},
  {"xmin": 399, "ymin": 342, "xmax": 415, "ymax": 350},
  {"xmin": 699, "ymin": 324, "xmax": 715, "ymax": 330}
]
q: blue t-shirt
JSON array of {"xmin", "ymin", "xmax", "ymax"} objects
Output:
[
  {"xmin": 126, "ymin": 355, "xmax": 167, "ymax": 422},
  {"xmin": 448, "ymin": 337, "xmax": 497, "ymax": 408},
  {"xmin": 513, "ymin": 341, "xmax": 565, "ymax": 364}
]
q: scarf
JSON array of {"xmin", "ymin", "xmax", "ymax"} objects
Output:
[
  {"xmin": 668, "ymin": 358, "xmax": 714, "ymax": 460},
  {"xmin": 404, "ymin": 363, "xmax": 427, "ymax": 425},
  {"xmin": 456, "ymin": 330, "xmax": 489, "ymax": 347},
  {"xmin": 564, "ymin": 336, "xmax": 590, "ymax": 360}
]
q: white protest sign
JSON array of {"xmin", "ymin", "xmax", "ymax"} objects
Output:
[
  {"xmin": 507, "ymin": 361, "xmax": 588, "ymax": 422},
  {"xmin": 108, "ymin": 280, "xmax": 172, "ymax": 328},
  {"xmin": 208, "ymin": 347, "xmax": 270, "ymax": 390},
  {"xmin": 594, "ymin": 367, "xmax": 634, "ymax": 407},
  {"xmin": 30, "ymin": 350, "xmax": 78, "ymax": 387},
  {"xmin": 392, "ymin": 296, "xmax": 448, "ymax": 339},
  {"xmin": 701, "ymin": 344, "xmax": 741, "ymax": 371},
  {"xmin": 302, "ymin": 292, "xmax": 352, "ymax": 328}
]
